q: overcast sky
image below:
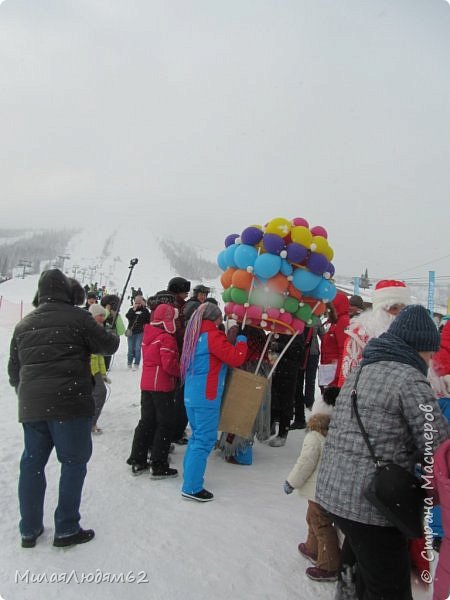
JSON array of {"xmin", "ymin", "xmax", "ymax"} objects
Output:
[{"xmin": 1, "ymin": 0, "xmax": 449, "ymax": 282}]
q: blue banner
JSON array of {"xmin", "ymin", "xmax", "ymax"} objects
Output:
[
  {"xmin": 427, "ymin": 271, "xmax": 435, "ymax": 316},
  {"xmin": 353, "ymin": 277, "xmax": 360, "ymax": 295}
]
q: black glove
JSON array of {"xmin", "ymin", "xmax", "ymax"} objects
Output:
[{"xmin": 323, "ymin": 386, "xmax": 340, "ymax": 406}]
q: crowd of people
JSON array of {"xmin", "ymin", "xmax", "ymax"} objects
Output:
[{"xmin": 7, "ymin": 268, "xmax": 450, "ymax": 600}]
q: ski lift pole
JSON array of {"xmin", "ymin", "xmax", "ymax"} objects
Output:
[{"xmin": 112, "ymin": 258, "xmax": 138, "ymax": 329}]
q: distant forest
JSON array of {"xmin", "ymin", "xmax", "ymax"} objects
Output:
[
  {"xmin": 160, "ymin": 239, "xmax": 220, "ymax": 280},
  {"xmin": 0, "ymin": 229, "xmax": 78, "ymax": 277}
]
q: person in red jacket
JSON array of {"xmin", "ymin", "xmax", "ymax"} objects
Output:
[
  {"xmin": 127, "ymin": 304, "xmax": 181, "ymax": 478},
  {"xmin": 433, "ymin": 319, "xmax": 450, "ymax": 392},
  {"xmin": 319, "ymin": 291, "xmax": 350, "ymax": 406}
]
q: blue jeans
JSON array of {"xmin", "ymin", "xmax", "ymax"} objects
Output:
[
  {"xmin": 182, "ymin": 406, "xmax": 220, "ymax": 494},
  {"xmin": 19, "ymin": 417, "xmax": 92, "ymax": 538},
  {"xmin": 127, "ymin": 332, "xmax": 144, "ymax": 366}
]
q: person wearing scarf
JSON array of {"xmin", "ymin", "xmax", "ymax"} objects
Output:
[{"xmin": 316, "ymin": 305, "xmax": 450, "ymax": 600}]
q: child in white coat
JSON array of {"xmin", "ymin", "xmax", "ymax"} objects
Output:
[{"xmin": 284, "ymin": 413, "xmax": 340, "ymax": 582}]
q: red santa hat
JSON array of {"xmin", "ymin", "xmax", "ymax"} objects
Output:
[{"xmin": 372, "ymin": 280, "xmax": 411, "ymax": 312}]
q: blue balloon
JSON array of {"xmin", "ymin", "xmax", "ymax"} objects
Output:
[
  {"xmin": 224, "ymin": 243, "xmax": 238, "ymax": 268},
  {"xmin": 292, "ymin": 268, "xmax": 321, "ymax": 292},
  {"xmin": 311, "ymin": 279, "xmax": 337, "ymax": 302},
  {"xmin": 280, "ymin": 259, "xmax": 293, "ymax": 276},
  {"xmin": 217, "ymin": 249, "xmax": 228, "ymax": 271},
  {"xmin": 253, "ymin": 253, "xmax": 282, "ymax": 279},
  {"xmin": 234, "ymin": 244, "xmax": 258, "ymax": 270}
]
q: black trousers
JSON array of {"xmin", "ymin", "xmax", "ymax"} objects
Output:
[
  {"xmin": 271, "ymin": 336, "xmax": 304, "ymax": 436},
  {"xmin": 295, "ymin": 353, "xmax": 319, "ymax": 411},
  {"xmin": 172, "ymin": 384, "xmax": 188, "ymax": 441},
  {"xmin": 129, "ymin": 391, "xmax": 175, "ymax": 466},
  {"xmin": 332, "ymin": 515, "xmax": 413, "ymax": 600}
]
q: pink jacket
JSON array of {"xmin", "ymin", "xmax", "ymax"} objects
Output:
[
  {"xmin": 433, "ymin": 439, "xmax": 450, "ymax": 600},
  {"xmin": 140, "ymin": 324, "xmax": 180, "ymax": 392}
]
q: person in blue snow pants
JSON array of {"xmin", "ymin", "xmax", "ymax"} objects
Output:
[
  {"xmin": 183, "ymin": 405, "xmax": 221, "ymax": 493},
  {"xmin": 179, "ymin": 303, "xmax": 247, "ymax": 498}
]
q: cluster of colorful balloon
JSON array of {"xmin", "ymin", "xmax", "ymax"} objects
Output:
[{"xmin": 217, "ymin": 217, "xmax": 337, "ymax": 334}]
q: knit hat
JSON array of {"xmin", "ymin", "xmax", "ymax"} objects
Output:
[
  {"xmin": 387, "ymin": 305, "xmax": 440, "ymax": 352},
  {"xmin": 89, "ymin": 304, "xmax": 107, "ymax": 317},
  {"xmin": 87, "ymin": 292, "xmax": 98, "ymax": 300},
  {"xmin": 151, "ymin": 303, "xmax": 179, "ymax": 334},
  {"xmin": 372, "ymin": 280, "xmax": 411, "ymax": 312},
  {"xmin": 202, "ymin": 302, "xmax": 222, "ymax": 322}
]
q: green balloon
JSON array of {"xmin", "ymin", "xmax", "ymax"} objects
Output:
[
  {"xmin": 295, "ymin": 303, "xmax": 313, "ymax": 323},
  {"xmin": 222, "ymin": 288, "xmax": 232, "ymax": 303},
  {"xmin": 284, "ymin": 296, "xmax": 299, "ymax": 314},
  {"xmin": 230, "ymin": 287, "xmax": 248, "ymax": 305}
]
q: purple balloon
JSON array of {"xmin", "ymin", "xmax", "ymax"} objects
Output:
[
  {"xmin": 263, "ymin": 233, "xmax": 285, "ymax": 255},
  {"xmin": 327, "ymin": 262, "xmax": 335, "ymax": 277},
  {"xmin": 224, "ymin": 233, "xmax": 239, "ymax": 247},
  {"xmin": 307, "ymin": 252, "xmax": 329, "ymax": 275},
  {"xmin": 286, "ymin": 242, "xmax": 308, "ymax": 264},
  {"xmin": 241, "ymin": 226, "xmax": 263, "ymax": 246}
]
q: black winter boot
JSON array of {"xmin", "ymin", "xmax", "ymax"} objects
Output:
[
  {"xmin": 151, "ymin": 463, "xmax": 178, "ymax": 479},
  {"xmin": 53, "ymin": 528, "xmax": 95, "ymax": 548}
]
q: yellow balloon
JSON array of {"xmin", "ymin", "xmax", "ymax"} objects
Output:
[
  {"xmin": 291, "ymin": 226, "xmax": 313, "ymax": 248},
  {"xmin": 324, "ymin": 245, "xmax": 334, "ymax": 261},
  {"xmin": 310, "ymin": 235, "xmax": 329, "ymax": 256},
  {"xmin": 265, "ymin": 217, "xmax": 292, "ymax": 238}
]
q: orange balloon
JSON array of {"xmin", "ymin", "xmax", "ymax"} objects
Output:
[
  {"xmin": 231, "ymin": 269, "xmax": 254, "ymax": 291},
  {"xmin": 267, "ymin": 272, "xmax": 289, "ymax": 293},
  {"xmin": 288, "ymin": 283, "xmax": 303, "ymax": 301},
  {"xmin": 220, "ymin": 267, "xmax": 236, "ymax": 289}
]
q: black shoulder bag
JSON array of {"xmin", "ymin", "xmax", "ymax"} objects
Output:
[{"xmin": 351, "ymin": 368, "xmax": 425, "ymax": 539}]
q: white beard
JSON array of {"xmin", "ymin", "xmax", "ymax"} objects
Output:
[{"xmin": 350, "ymin": 308, "xmax": 395, "ymax": 340}]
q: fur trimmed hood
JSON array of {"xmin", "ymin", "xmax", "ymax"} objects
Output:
[{"xmin": 307, "ymin": 413, "xmax": 331, "ymax": 436}]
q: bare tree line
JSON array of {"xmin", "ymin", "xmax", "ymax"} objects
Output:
[{"xmin": 0, "ymin": 229, "xmax": 79, "ymax": 277}]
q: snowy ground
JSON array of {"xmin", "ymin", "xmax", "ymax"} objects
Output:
[{"xmin": 0, "ymin": 244, "xmax": 434, "ymax": 600}]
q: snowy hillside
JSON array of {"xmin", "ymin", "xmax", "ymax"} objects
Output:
[{"xmin": 0, "ymin": 233, "xmax": 436, "ymax": 600}]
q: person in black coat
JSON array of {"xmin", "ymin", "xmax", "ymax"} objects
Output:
[
  {"xmin": 125, "ymin": 295, "xmax": 150, "ymax": 370},
  {"xmin": 183, "ymin": 284, "xmax": 210, "ymax": 322},
  {"xmin": 269, "ymin": 332, "xmax": 306, "ymax": 446},
  {"xmin": 8, "ymin": 269, "xmax": 120, "ymax": 548}
]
